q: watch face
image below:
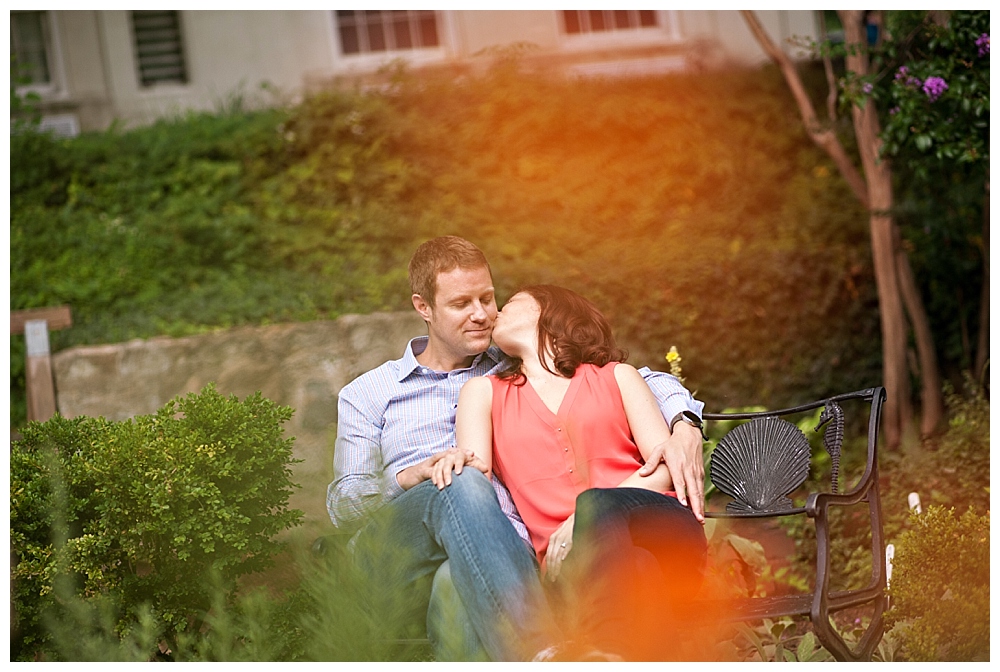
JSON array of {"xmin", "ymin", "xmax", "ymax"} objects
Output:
[{"xmin": 682, "ymin": 411, "xmax": 703, "ymax": 428}]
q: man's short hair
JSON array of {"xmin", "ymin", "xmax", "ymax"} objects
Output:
[{"xmin": 408, "ymin": 236, "xmax": 491, "ymax": 306}]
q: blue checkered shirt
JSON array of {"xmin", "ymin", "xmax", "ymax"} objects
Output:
[{"xmin": 327, "ymin": 336, "xmax": 704, "ymax": 547}]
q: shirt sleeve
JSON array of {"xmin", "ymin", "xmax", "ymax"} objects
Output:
[
  {"xmin": 326, "ymin": 384, "xmax": 405, "ymax": 529},
  {"xmin": 637, "ymin": 366, "xmax": 705, "ymax": 425}
]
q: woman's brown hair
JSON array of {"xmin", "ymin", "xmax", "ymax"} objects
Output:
[{"xmin": 498, "ymin": 285, "xmax": 627, "ymax": 383}]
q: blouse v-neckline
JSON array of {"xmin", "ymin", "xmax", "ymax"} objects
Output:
[{"xmin": 522, "ymin": 371, "xmax": 583, "ymax": 425}]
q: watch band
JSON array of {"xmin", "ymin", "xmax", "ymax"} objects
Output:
[{"xmin": 669, "ymin": 410, "xmax": 707, "ymax": 440}]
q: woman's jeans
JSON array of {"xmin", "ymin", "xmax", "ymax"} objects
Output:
[
  {"xmin": 554, "ymin": 487, "xmax": 708, "ymax": 660},
  {"xmin": 351, "ymin": 469, "xmax": 555, "ymax": 661}
]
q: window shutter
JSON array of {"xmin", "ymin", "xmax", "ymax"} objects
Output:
[{"xmin": 132, "ymin": 10, "xmax": 188, "ymax": 87}]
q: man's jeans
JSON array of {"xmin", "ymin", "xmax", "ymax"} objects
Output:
[{"xmin": 352, "ymin": 469, "xmax": 555, "ymax": 661}]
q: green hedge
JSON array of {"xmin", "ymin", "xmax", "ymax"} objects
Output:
[
  {"xmin": 886, "ymin": 506, "xmax": 989, "ymax": 661},
  {"xmin": 10, "ymin": 385, "xmax": 303, "ymax": 660},
  {"xmin": 11, "ymin": 64, "xmax": 892, "ymax": 427}
]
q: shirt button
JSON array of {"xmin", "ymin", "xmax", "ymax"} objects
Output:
[
  {"xmin": 557, "ymin": 428, "xmax": 562, "ymax": 432},
  {"xmin": 569, "ymin": 468, "xmax": 573, "ymax": 473}
]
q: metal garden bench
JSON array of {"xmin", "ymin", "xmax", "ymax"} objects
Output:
[{"xmin": 699, "ymin": 386, "xmax": 888, "ymax": 661}]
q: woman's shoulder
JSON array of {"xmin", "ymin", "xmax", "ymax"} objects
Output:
[
  {"xmin": 463, "ymin": 375, "xmax": 495, "ymax": 393},
  {"xmin": 583, "ymin": 361, "xmax": 636, "ymax": 379},
  {"xmin": 608, "ymin": 362, "xmax": 642, "ymax": 388}
]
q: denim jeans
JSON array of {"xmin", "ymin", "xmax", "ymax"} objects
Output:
[
  {"xmin": 554, "ymin": 487, "xmax": 708, "ymax": 660},
  {"xmin": 352, "ymin": 469, "xmax": 555, "ymax": 661}
]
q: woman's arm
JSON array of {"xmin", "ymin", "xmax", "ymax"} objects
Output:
[
  {"xmin": 614, "ymin": 363, "xmax": 677, "ymax": 492},
  {"xmin": 431, "ymin": 376, "xmax": 494, "ymax": 488}
]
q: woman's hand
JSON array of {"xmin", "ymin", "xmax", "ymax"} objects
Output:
[
  {"xmin": 429, "ymin": 447, "xmax": 490, "ymax": 489},
  {"xmin": 544, "ymin": 514, "xmax": 575, "ymax": 582}
]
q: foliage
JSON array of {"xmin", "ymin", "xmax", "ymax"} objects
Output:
[
  {"xmin": 838, "ymin": 11, "xmax": 990, "ymax": 379},
  {"xmin": 21, "ymin": 537, "xmax": 447, "ymax": 662},
  {"xmin": 11, "ymin": 55, "xmax": 43, "ymax": 131},
  {"xmin": 885, "ymin": 506, "xmax": 990, "ymax": 661},
  {"xmin": 776, "ymin": 379, "xmax": 989, "ymax": 659},
  {"xmin": 10, "ymin": 64, "xmax": 886, "ymax": 429},
  {"xmin": 10, "ymin": 384, "xmax": 303, "ymax": 659},
  {"xmin": 877, "ymin": 11, "xmax": 989, "ymax": 171}
]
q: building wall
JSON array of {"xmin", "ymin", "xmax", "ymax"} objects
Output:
[{"xmin": 20, "ymin": 10, "xmax": 819, "ymax": 133}]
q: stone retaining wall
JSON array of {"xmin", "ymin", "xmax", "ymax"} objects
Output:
[{"xmin": 52, "ymin": 311, "xmax": 426, "ymax": 527}]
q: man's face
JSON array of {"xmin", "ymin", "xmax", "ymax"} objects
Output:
[{"xmin": 413, "ymin": 265, "xmax": 497, "ymax": 364}]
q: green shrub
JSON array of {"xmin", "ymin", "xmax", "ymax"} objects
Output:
[
  {"xmin": 11, "ymin": 65, "xmax": 889, "ymax": 430},
  {"xmin": 10, "ymin": 384, "xmax": 303, "ymax": 660},
  {"xmin": 886, "ymin": 505, "xmax": 989, "ymax": 661},
  {"xmin": 782, "ymin": 378, "xmax": 989, "ymax": 594}
]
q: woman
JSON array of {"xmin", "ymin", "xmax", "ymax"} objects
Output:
[{"xmin": 432, "ymin": 285, "xmax": 707, "ymax": 660}]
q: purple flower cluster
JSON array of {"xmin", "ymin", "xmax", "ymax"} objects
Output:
[
  {"xmin": 895, "ymin": 66, "xmax": 921, "ymax": 88},
  {"xmin": 862, "ymin": 82, "xmax": 874, "ymax": 94},
  {"xmin": 922, "ymin": 76, "xmax": 949, "ymax": 102},
  {"xmin": 976, "ymin": 33, "xmax": 989, "ymax": 57}
]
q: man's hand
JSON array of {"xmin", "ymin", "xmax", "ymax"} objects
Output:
[
  {"xmin": 637, "ymin": 421, "xmax": 706, "ymax": 522},
  {"xmin": 544, "ymin": 514, "xmax": 575, "ymax": 582},
  {"xmin": 423, "ymin": 447, "xmax": 490, "ymax": 490}
]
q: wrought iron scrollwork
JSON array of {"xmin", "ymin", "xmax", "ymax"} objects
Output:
[{"xmin": 815, "ymin": 401, "xmax": 844, "ymax": 494}]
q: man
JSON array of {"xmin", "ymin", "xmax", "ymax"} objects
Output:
[{"xmin": 327, "ymin": 236, "xmax": 705, "ymax": 661}]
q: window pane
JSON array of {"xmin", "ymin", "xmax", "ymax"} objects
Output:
[
  {"xmin": 418, "ymin": 14, "xmax": 438, "ymax": 47},
  {"xmin": 588, "ymin": 10, "xmax": 607, "ymax": 32},
  {"xmin": 367, "ymin": 20, "xmax": 387, "ymax": 52},
  {"xmin": 613, "ymin": 10, "xmax": 632, "ymax": 30},
  {"xmin": 340, "ymin": 25, "xmax": 360, "ymax": 54},
  {"xmin": 393, "ymin": 17, "xmax": 413, "ymax": 49},
  {"xmin": 11, "ymin": 11, "xmax": 51, "ymax": 84},
  {"xmin": 562, "ymin": 10, "xmax": 582, "ymax": 34},
  {"xmin": 638, "ymin": 10, "xmax": 658, "ymax": 27},
  {"xmin": 334, "ymin": 10, "xmax": 439, "ymax": 54}
]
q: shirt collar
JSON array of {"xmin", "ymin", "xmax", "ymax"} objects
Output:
[{"xmin": 396, "ymin": 337, "xmax": 505, "ymax": 382}]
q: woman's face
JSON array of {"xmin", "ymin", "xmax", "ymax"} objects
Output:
[{"xmin": 491, "ymin": 292, "xmax": 541, "ymax": 354}]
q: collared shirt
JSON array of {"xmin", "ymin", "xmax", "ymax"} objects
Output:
[{"xmin": 327, "ymin": 336, "xmax": 705, "ymax": 547}]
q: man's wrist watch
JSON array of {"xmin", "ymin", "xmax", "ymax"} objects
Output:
[{"xmin": 670, "ymin": 410, "xmax": 706, "ymax": 439}]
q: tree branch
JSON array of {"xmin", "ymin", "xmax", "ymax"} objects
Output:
[{"xmin": 740, "ymin": 10, "xmax": 870, "ymax": 208}]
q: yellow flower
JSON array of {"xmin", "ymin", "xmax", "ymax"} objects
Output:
[{"xmin": 665, "ymin": 346, "xmax": 684, "ymax": 383}]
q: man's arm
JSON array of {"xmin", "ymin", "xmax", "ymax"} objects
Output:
[
  {"xmin": 636, "ymin": 367, "xmax": 706, "ymax": 522},
  {"xmin": 636, "ymin": 367, "xmax": 705, "ymax": 422},
  {"xmin": 326, "ymin": 387, "xmax": 405, "ymax": 529}
]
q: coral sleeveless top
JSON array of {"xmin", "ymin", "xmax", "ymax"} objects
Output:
[{"xmin": 489, "ymin": 362, "xmax": 671, "ymax": 563}]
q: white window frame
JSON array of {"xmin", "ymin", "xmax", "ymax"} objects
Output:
[
  {"xmin": 329, "ymin": 10, "xmax": 452, "ymax": 72},
  {"xmin": 10, "ymin": 10, "xmax": 68, "ymax": 100},
  {"xmin": 558, "ymin": 10, "xmax": 682, "ymax": 52}
]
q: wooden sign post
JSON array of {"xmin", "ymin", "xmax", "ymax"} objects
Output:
[{"xmin": 10, "ymin": 305, "xmax": 73, "ymax": 423}]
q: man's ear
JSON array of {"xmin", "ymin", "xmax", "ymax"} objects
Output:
[{"xmin": 412, "ymin": 294, "xmax": 433, "ymax": 322}]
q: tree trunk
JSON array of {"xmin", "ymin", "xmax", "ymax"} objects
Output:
[
  {"xmin": 974, "ymin": 178, "xmax": 989, "ymax": 382},
  {"xmin": 894, "ymin": 226, "xmax": 943, "ymax": 435},
  {"xmin": 818, "ymin": 12, "xmax": 839, "ymax": 123},
  {"xmin": 839, "ymin": 10, "xmax": 912, "ymax": 447}
]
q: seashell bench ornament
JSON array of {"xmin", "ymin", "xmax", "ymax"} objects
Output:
[{"xmin": 701, "ymin": 387, "xmax": 887, "ymax": 661}]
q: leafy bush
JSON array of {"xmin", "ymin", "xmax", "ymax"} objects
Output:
[
  {"xmin": 10, "ymin": 384, "xmax": 303, "ymax": 660},
  {"xmin": 11, "ymin": 64, "xmax": 889, "ymax": 429},
  {"xmin": 885, "ymin": 506, "xmax": 989, "ymax": 661}
]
